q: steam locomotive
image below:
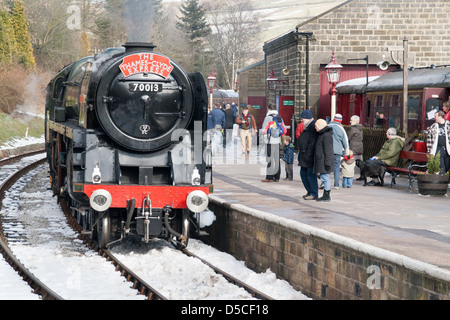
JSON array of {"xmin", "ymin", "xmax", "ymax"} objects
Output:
[{"xmin": 45, "ymin": 42, "xmax": 213, "ymax": 249}]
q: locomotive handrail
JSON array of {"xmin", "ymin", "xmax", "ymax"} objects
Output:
[{"xmin": 118, "ymin": 78, "xmax": 171, "ymax": 83}]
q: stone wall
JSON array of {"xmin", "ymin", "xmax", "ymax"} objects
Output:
[
  {"xmin": 205, "ymin": 195, "xmax": 450, "ymax": 300},
  {"xmin": 237, "ymin": 60, "xmax": 266, "ymax": 108}
]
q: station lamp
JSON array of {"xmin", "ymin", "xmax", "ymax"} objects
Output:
[
  {"xmin": 325, "ymin": 50, "xmax": 343, "ymax": 120},
  {"xmin": 207, "ymin": 69, "xmax": 216, "ymax": 111},
  {"xmin": 266, "ymin": 67, "xmax": 289, "ymax": 91}
]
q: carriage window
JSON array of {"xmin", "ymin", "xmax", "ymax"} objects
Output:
[
  {"xmin": 391, "ymin": 95, "xmax": 399, "ymax": 107},
  {"xmin": 374, "ymin": 107, "xmax": 385, "ymax": 128},
  {"xmin": 407, "ymin": 96, "xmax": 420, "ymax": 119},
  {"xmin": 426, "ymin": 98, "xmax": 442, "ymax": 120},
  {"xmin": 376, "ymin": 95, "xmax": 383, "ymax": 106},
  {"xmin": 389, "ymin": 107, "xmax": 401, "ymax": 129}
]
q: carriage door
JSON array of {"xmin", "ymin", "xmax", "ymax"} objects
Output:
[
  {"xmin": 278, "ymin": 95, "xmax": 295, "ymax": 136},
  {"xmin": 423, "ymin": 88, "xmax": 445, "ymax": 129}
]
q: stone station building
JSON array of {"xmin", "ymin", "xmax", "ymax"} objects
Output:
[{"xmin": 238, "ymin": 0, "xmax": 450, "ymax": 126}]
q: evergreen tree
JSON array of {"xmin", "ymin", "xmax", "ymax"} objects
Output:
[
  {"xmin": 11, "ymin": 0, "xmax": 35, "ymax": 69},
  {"xmin": 176, "ymin": 0, "xmax": 211, "ymax": 72},
  {"xmin": 0, "ymin": 10, "xmax": 15, "ymax": 66}
]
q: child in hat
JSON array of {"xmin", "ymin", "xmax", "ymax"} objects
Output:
[
  {"xmin": 340, "ymin": 150, "xmax": 355, "ymax": 188},
  {"xmin": 282, "ymin": 136, "xmax": 294, "ymax": 181}
]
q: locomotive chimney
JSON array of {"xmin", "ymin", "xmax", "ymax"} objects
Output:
[{"xmin": 123, "ymin": 42, "xmax": 157, "ymax": 53}]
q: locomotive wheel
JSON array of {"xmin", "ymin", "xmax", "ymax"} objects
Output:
[{"xmin": 96, "ymin": 211, "xmax": 112, "ymax": 249}]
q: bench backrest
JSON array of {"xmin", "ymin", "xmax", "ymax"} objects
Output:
[{"xmin": 399, "ymin": 150, "xmax": 429, "ymax": 162}]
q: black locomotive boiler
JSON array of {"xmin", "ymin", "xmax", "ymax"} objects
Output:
[{"xmin": 45, "ymin": 42, "xmax": 213, "ymax": 249}]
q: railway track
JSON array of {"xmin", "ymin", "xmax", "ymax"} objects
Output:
[
  {"xmin": 0, "ymin": 151, "xmax": 62, "ymax": 300},
  {"xmin": 181, "ymin": 248, "xmax": 274, "ymax": 300},
  {"xmin": 62, "ymin": 197, "xmax": 274, "ymax": 300},
  {"xmin": 59, "ymin": 198, "xmax": 167, "ymax": 300},
  {"xmin": 1, "ymin": 151, "xmax": 275, "ymax": 300}
]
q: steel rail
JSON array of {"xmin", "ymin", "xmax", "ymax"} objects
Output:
[
  {"xmin": 181, "ymin": 248, "xmax": 275, "ymax": 300},
  {"xmin": 100, "ymin": 248, "xmax": 167, "ymax": 300},
  {"xmin": 0, "ymin": 149, "xmax": 46, "ymax": 167},
  {"xmin": 0, "ymin": 157, "xmax": 63, "ymax": 300}
]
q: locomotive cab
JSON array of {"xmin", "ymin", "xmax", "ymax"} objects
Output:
[{"xmin": 45, "ymin": 43, "xmax": 213, "ymax": 249}]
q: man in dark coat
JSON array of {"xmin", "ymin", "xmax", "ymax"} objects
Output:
[
  {"xmin": 298, "ymin": 109, "xmax": 319, "ymax": 200},
  {"xmin": 314, "ymin": 119, "xmax": 334, "ymax": 202},
  {"xmin": 348, "ymin": 115, "xmax": 364, "ymax": 176},
  {"xmin": 223, "ymin": 104, "xmax": 235, "ymax": 148}
]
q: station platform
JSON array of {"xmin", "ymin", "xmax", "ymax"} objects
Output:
[{"xmin": 210, "ymin": 143, "xmax": 450, "ymax": 271}]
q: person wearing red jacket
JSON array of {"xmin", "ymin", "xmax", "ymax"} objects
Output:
[{"xmin": 443, "ymin": 101, "xmax": 450, "ymax": 121}]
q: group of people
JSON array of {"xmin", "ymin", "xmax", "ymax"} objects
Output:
[
  {"xmin": 295, "ymin": 111, "xmax": 358, "ymax": 202},
  {"xmin": 210, "ymin": 100, "xmax": 450, "ymax": 201},
  {"xmin": 207, "ymin": 102, "xmax": 258, "ymax": 155}
]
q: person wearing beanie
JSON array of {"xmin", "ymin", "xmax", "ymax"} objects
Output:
[
  {"xmin": 314, "ymin": 119, "xmax": 334, "ymax": 202},
  {"xmin": 328, "ymin": 113, "xmax": 349, "ymax": 189},
  {"xmin": 298, "ymin": 109, "xmax": 319, "ymax": 200}
]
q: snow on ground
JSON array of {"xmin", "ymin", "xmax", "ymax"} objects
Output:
[
  {"xmin": 1, "ymin": 166, "xmax": 310, "ymax": 300},
  {"xmin": 0, "ymin": 135, "xmax": 45, "ymax": 151},
  {"xmin": 1, "ymin": 167, "xmax": 145, "ymax": 300},
  {"xmin": 0, "ymin": 135, "xmax": 311, "ymax": 300},
  {"xmin": 111, "ymin": 238, "xmax": 310, "ymax": 300},
  {"xmin": 187, "ymin": 240, "xmax": 311, "ymax": 300},
  {"xmin": 0, "ymin": 256, "xmax": 40, "ymax": 300}
]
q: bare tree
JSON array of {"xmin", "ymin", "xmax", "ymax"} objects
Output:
[{"xmin": 205, "ymin": 0, "xmax": 261, "ymax": 89}]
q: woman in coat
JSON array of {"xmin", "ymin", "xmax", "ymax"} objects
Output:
[{"xmin": 314, "ymin": 119, "xmax": 334, "ymax": 202}]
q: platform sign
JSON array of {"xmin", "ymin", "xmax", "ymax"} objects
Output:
[{"xmin": 282, "ymin": 100, "xmax": 295, "ymax": 106}]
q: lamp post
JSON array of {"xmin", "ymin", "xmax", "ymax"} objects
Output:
[
  {"xmin": 386, "ymin": 37, "xmax": 409, "ymax": 135},
  {"xmin": 266, "ymin": 67, "xmax": 289, "ymax": 91},
  {"xmin": 207, "ymin": 69, "xmax": 216, "ymax": 112},
  {"xmin": 325, "ymin": 50, "xmax": 343, "ymax": 120}
]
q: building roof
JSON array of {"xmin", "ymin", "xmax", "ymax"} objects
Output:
[
  {"xmin": 213, "ymin": 89, "xmax": 238, "ymax": 99},
  {"xmin": 336, "ymin": 76, "xmax": 380, "ymax": 94},
  {"xmin": 365, "ymin": 67, "xmax": 450, "ymax": 92},
  {"xmin": 237, "ymin": 60, "xmax": 265, "ymax": 74}
]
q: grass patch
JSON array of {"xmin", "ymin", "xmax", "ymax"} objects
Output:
[{"xmin": 0, "ymin": 111, "xmax": 44, "ymax": 145}]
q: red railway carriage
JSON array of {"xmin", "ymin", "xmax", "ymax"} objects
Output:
[{"xmin": 336, "ymin": 66, "xmax": 450, "ymax": 132}]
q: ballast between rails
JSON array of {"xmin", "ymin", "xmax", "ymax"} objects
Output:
[{"xmin": 0, "ymin": 155, "xmax": 63, "ymax": 300}]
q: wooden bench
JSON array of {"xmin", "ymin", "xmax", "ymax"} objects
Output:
[{"xmin": 386, "ymin": 150, "xmax": 429, "ymax": 191}]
